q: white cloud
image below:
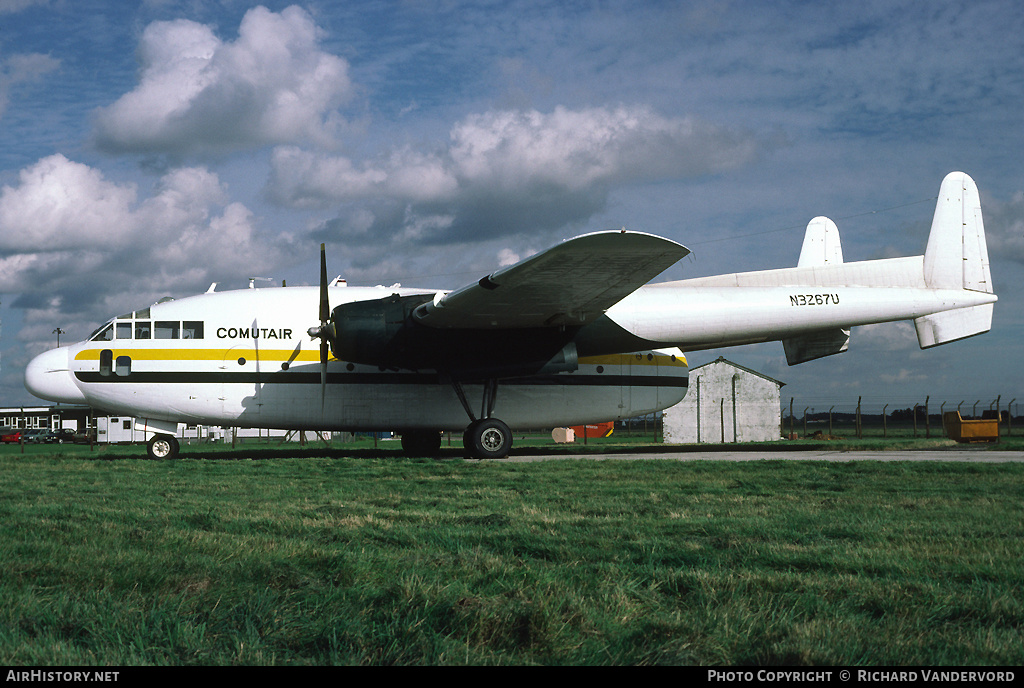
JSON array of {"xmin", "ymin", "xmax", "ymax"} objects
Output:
[
  {"xmin": 268, "ymin": 146, "xmax": 389, "ymax": 207},
  {"xmin": 448, "ymin": 106, "xmax": 755, "ymax": 191},
  {"xmin": 0, "ymin": 154, "xmax": 295, "ymax": 345},
  {"xmin": 271, "ymin": 104, "xmax": 760, "ymax": 245},
  {"xmin": 0, "ymin": 154, "xmax": 137, "ymax": 251},
  {"xmin": 496, "ymin": 248, "xmax": 521, "ymax": 266},
  {"xmin": 854, "ymin": 322, "xmax": 917, "ymax": 352},
  {"xmin": 92, "ymin": 5, "xmax": 351, "ymax": 156}
]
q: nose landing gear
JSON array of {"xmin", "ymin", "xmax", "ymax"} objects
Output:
[{"xmin": 146, "ymin": 433, "xmax": 179, "ymax": 460}]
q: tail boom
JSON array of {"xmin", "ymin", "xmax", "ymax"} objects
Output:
[{"xmin": 598, "ymin": 172, "xmax": 997, "ymax": 362}]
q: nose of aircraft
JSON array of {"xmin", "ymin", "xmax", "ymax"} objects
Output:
[{"xmin": 25, "ymin": 347, "xmax": 87, "ymax": 404}]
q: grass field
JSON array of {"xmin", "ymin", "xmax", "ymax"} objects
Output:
[{"xmin": 1, "ymin": 438, "xmax": 1022, "ymax": 665}]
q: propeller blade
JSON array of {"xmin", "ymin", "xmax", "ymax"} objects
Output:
[
  {"xmin": 320, "ymin": 340, "xmax": 328, "ymax": 410},
  {"xmin": 318, "ymin": 243, "xmax": 330, "ymax": 412},
  {"xmin": 319, "ymin": 243, "xmax": 329, "ymax": 325}
]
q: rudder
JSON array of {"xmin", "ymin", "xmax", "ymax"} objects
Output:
[
  {"xmin": 923, "ymin": 171, "xmax": 993, "ymax": 293},
  {"xmin": 916, "ymin": 172, "xmax": 995, "ymax": 347}
]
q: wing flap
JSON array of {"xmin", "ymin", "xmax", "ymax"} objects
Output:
[{"xmin": 415, "ymin": 230, "xmax": 689, "ymax": 329}]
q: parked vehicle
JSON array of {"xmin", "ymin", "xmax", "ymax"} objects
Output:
[
  {"xmin": 0, "ymin": 428, "xmax": 23, "ymax": 443},
  {"xmin": 0, "ymin": 428, "xmax": 86, "ymax": 444},
  {"xmin": 46, "ymin": 428, "xmax": 80, "ymax": 444},
  {"xmin": 22, "ymin": 429, "xmax": 49, "ymax": 443}
]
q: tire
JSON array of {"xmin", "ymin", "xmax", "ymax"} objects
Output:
[
  {"xmin": 400, "ymin": 430, "xmax": 442, "ymax": 456},
  {"xmin": 464, "ymin": 418, "xmax": 512, "ymax": 459},
  {"xmin": 147, "ymin": 434, "xmax": 179, "ymax": 460}
]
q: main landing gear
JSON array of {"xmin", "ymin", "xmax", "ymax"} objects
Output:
[
  {"xmin": 401, "ymin": 379, "xmax": 513, "ymax": 459},
  {"xmin": 462, "ymin": 417, "xmax": 512, "ymax": 459},
  {"xmin": 401, "ymin": 418, "xmax": 512, "ymax": 459},
  {"xmin": 454, "ymin": 378, "xmax": 512, "ymax": 460}
]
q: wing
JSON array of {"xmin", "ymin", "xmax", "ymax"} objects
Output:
[{"xmin": 413, "ymin": 230, "xmax": 689, "ymax": 329}]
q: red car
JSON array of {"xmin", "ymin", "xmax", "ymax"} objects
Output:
[{"xmin": 1, "ymin": 429, "xmax": 23, "ymax": 443}]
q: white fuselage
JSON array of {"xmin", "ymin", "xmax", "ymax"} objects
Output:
[
  {"xmin": 24, "ymin": 266, "xmax": 993, "ymax": 434},
  {"xmin": 24, "ymin": 284, "xmax": 689, "ymax": 432}
]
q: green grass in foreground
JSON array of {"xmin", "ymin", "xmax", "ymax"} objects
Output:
[{"xmin": 1, "ymin": 451, "xmax": 1022, "ymax": 665}]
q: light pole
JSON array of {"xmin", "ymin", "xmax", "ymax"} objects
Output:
[{"xmin": 52, "ymin": 328, "xmax": 65, "ymax": 347}]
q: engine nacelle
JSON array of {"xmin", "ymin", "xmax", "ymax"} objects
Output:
[
  {"xmin": 330, "ymin": 293, "xmax": 430, "ymax": 368},
  {"xmin": 329, "ymin": 293, "xmax": 580, "ymax": 380}
]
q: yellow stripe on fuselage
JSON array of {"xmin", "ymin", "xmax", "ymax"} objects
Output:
[{"xmin": 75, "ymin": 348, "xmax": 322, "ymax": 362}]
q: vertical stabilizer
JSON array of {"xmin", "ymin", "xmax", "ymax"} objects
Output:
[
  {"xmin": 923, "ymin": 171, "xmax": 993, "ymax": 293},
  {"xmin": 916, "ymin": 171, "xmax": 994, "ymax": 347},
  {"xmin": 797, "ymin": 216, "xmax": 843, "ymax": 267}
]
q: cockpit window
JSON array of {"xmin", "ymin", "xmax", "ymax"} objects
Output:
[
  {"xmin": 90, "ymin": 323, "xmax": 114, "ymax": 341},
  {"xmin": 90, "ymin": 316, "xmax": 203, "ymax": 341}
]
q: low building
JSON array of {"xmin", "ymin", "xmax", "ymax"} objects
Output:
[
  {"xmin": 0, "ymin": 404, "xmax": 297, "ymax": 445},
  {"xmin": 0, "ymin": 404, "xmax": 93, "ymax": 433},
  {"xmin": 663, "ymin": 357, "xmax": 785, "ymax": 444}
]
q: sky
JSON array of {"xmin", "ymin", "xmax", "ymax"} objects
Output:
[{"xmin": 0, "ymin": 0, "xmax": 1021, "ymax": 417}]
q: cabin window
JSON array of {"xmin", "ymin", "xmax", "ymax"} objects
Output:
[
  {"xmin": 182, "ymin": 321, "xmax": 204, "ymax": 340},
  {"xmin": 155, "ymin": 321, "xmax": 180, "ymax": 339},
  {"xmin": 116, "ymin": 322, "xmax": 133, "ymax": 339},
  {"xmin": 135, "ymin": 321, "xmax": 152, "ymax": 339}
]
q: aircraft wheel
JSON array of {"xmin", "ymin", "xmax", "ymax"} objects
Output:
[
  {"xmin": 464, "ymin": 418, "xmax": 512, "ymax": 459},
  {"xmin": 147, "ymin": 434, "xmax": 179, "ymax": 460},
  {"xmin": 401, "ymin": 430, "xmax": 442, "ymax": 456}
]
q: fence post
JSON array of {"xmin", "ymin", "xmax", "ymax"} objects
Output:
[
  {"xmin": 882, "ymin": 404, "xmax": 888, "ymax": 438},
  {"xmin": 995, "ymin": 395, "xmax": 1001, "ymax": 442},
  {"xmin": 789, "ymin": 397, "xmax": 793, "ymax": 440},
  {"xmin": 925, "ymin": 396, "xmax": 930, "ymax": 438},
  {"xmin": 856, "ymin": 396, "xmax": 862, "ymax": 439}
]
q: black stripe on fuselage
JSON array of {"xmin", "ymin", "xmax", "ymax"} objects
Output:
[{"xmin": 74, "ymin": 370, "xmax": 687, "ymax": 388}]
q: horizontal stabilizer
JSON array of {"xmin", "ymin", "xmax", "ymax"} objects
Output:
[
  {"xmin": 914, "ymin": 303, "xmax": 993, "ymax": 348},
  {"xmin": 782, "ymin": 328, "xmax": 850, "ymax": 365}
]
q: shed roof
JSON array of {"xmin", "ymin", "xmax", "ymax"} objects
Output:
[{"xmin": 689, "ymin": 356, "xmax": 786, "ymax": 388}]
